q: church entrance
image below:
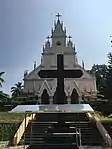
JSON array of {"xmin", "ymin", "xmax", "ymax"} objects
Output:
[
  {"xmin": 53, "ymin": 87, "xmax": 67, "ymax": 104},
  {"xmin": 41, "ymin": 89, "xmax": 50, "ymax": 104},
  {"xmin": 71, "ymin": 88, "xmax": 79, "ymax": 104}
]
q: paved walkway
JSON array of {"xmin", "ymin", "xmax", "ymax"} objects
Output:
[{"xmin": 0, "ymin": 142, "xmax": 28, "ymax": 149}]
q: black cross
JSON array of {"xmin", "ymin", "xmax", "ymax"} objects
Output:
[
  {"xmin": 38, "ymin": 54, "xmax": 83, "ymax": 104},
  {"xmin": 56, "ymin": 13, "xmax": 61, "ymax": 20},
  {"xmin": 46, "ymin": 36, "xmax": 50, "ymax": 41},
  {"xmin": 68, "ymin": 35, "xmax": 72, "ymax": 41}
]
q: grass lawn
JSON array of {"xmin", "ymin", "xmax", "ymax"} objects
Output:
[
  {"xmin": 0, "ymin": 111, "xmax": 112, "ymax": 123},
  {"xmin": 0, "ymin": 112, "xmax": 25, "ymax": 123},
  {"xmin": 94, "ymin": 111, "xmax": 112, "ymax": 122}
]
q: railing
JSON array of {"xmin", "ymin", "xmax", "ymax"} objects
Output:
[
  {"xmin": 13, "ymin": 113, "xmax": 36, "ymax": 146},
  {"xmin": 86, "ymin": 112, "xmax": 93, "ymax": 121},
  {"xmin": 87, "ymin": 112, "xmax": 112, "ymax": 146},
  {"xmin": 75, "ymin": 126, "xmax": 81, "ymax": 148}
]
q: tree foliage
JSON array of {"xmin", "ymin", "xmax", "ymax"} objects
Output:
[
  {"xmin": 11, "ymin": 82, "xmax": 23, "ymax": 97},
  {"xmin": 90, "ymin": 64, "xmax": 107, "ymax": 94},
  {"xmin": 0, "ymin": 91, "xmax": 9, "ymax": 100},
  {"xmin": 0, "ymin": 72, "xmax": 5, "ymax": 87},
  {"xmin": 103, "ymin": 52, "xmax": 112, "ymax": 100},
  {"xmin": 89, "ymin": 52, "xmax": 112, "ymax": 101}
]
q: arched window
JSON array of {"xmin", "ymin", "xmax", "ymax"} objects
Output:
[
  {"xmin": 71, "ymin": 88, "xmax": 79, "ymax": 104},
  {"xmin": 41, "ymin": 89, "xmax": 50, "ymax": 104}
]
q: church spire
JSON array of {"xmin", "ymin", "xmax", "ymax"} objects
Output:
[
  {"xmin": 56, "ymin": 13, "xmax": 61, "ymax": 21},
  {"xmin": 51, "ymin": 13, "xmax": 66, "ymax": 36},
  {"xmin": 51, "ymin": 13, "xmax": 66, "ymax": 47}
]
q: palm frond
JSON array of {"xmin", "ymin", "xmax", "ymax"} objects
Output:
[
  {"xmin": 0, "ymin": 72, "xmax": 5, "ymax": 76},
  {"xmin": 11, "ymin": 87, "xmax": 16, "ymax": 90},
  {"xmin": 0, "ymin": 72, "xmax": 5, "ymax": 87},
  {"xmin": 11, "ymin": 82, "xmax": 23, "ymax": 97},
  {"xmin": 0, "ymin": 78, "xmax": 4, "ymax": 83}
]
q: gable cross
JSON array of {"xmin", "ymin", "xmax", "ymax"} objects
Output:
[
  {"xmin": 68, "ymin": 35, "xmax": 72, "ymax": 41},
  {"xmin": 46, "ymin": 36, "xmax": 50, "ymax": 41},
  {"xmin": 56, "ymin": 13, "xmax": 62, "ymax": 20}
]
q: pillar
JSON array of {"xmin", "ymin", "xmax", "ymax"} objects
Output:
[
  {"xmin": 67, "ymin": 95, "xmax": 71, "ymax": 104},
  {"xmin": 37, "ymin": 96, "xmax": 41, "ymax": 104},
  {"xmin": 49, "ymin": 96, "xmax": 53, "ymax": 104},
  {"xmin": 78, "ymin": 96, "xmax": 82, "ymax": 104}
]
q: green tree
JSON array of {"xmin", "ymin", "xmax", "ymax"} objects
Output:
[
  {"xmin": 90, "ymin": 64, "xmax": 107, "ymax": 94},
  {"xmin": 0, "ymin": 72, "xmax": 5, "ymax": 87},
  {"xmin": 11, "ymin": 82, "xmax": 23, "ymax": 97},
  {"xmin": 0, "ymin": 91, "xmax": 9, "ymax": 99},
  {"xmin": 103, "ymin": 53, "xmax": 112, "ymax": 100}
]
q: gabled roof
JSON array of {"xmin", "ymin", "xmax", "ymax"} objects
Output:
[
  {"xmin": 24, "ymin": 64, "xmax": 41, "ymax": 80},
  {"xmin": 52, "ymin": 20, "xmax": 66, "ymax": 37},
  {"xmin": 75, "ymin": 64, "xmax": 95, "ymax": 80}
]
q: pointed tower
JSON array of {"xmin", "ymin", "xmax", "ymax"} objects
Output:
[
  {"xmin": 41, "ymin": 13, "xmax": 78, "ymax": 68},
  {"xmin": 23, "ymin": 14, "xmax": 97, "ymax": 104},
  {"xmin": 51, "ymin": 13, "xmax": 66, "ymax": 48}
]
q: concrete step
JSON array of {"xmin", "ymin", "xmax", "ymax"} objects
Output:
[
  {"xmin": 19, "ymin": 113, "xmax": 104, "ymax": 146},
  {"xmin": 27, "ymin": 143, "xmax": 78, "ymax": 149}
]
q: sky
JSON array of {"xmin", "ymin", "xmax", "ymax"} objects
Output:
[{"xmin": 0, "ymin": 0, "xmax": 112, "ymax": 94}]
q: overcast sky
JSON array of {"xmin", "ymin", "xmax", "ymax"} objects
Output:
[{"xmin": 0, "ymin": 0, "xmax": 112, "ymax": 94}]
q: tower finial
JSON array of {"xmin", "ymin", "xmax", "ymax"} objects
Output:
[
  {"xmin": 56, "ymin": 13, "xmax": 61, "ymax": 21},
  {"xmin": 68, "ymin": 35, "xmax": 72, "ymax": 41},
  {"xmin": 46, "ymin": 36, "xmax": 50, "ymax": 41}
]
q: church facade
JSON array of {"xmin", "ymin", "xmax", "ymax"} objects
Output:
[{"xmin": 23, "ymin": 15, "xmax": 97, "ymax": 104}]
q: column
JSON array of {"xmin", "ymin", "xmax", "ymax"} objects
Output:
[
  {"xmin": 37, "ymin": 96, "xmax": 41, "ymax": 104},
  {"xmin": 78, "ymin": 96, "xmax": 82, "ymax": 104},
  {"xmin": 67, "ymin": 95, "xmax": 71, "ymax": 104},
  {"xmin": 49, "ymin": 96, "xmax": 53, "ymax": 104}
]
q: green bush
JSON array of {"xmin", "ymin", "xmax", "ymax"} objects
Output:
[
  {"xmin": 83, "ymin": 100, "xmax": 112, "ymax": 115},
  {"xmin": 0, "ymin": 123, "xmax": 19, "ymax": 141}
]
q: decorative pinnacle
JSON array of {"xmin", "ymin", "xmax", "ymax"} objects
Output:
[
  {"xmin": 110, "ymin": 36, "xmax": 112, "ymax": 47},
  {"xmin": 82, "ymin": 60, "xmax": 84, "ymax": 69},
  {"xmin": 56, "ymin": 13, "xmax": 62, "ymax": 20}
]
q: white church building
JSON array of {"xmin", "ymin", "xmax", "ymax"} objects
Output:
[{"xmin": 23, "ymin": 14, "xmax": 97, "ymax": 104}]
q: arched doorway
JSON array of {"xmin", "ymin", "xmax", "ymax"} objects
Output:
[
  {"xmin": 41, "ymin": 89, "xmax": 50, "ymax": 104},
  {"xmin": 71, "ymin": 88, "xmax": 79, "ymax": 104},
  {"xmin": 53, "ymin": 87, "xmax": 67, "ymax": 104}
]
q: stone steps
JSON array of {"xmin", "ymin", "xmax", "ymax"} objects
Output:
[
  {"xmin": 19, "ymin": 113, "xmax": 104, "ymax": 148},
  {"xmin": 27, "ymin": 143, "xmax": 78, "ymax": 149}
]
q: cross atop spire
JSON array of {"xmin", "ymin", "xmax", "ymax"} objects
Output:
[
  {"xmin": 56, "ymin": 13, "xmax": 62, "ymax": 21},
  {"xmin": 68, "ymin": 35, "xmax": 72, "ymax": 41},
  {"xmin": 46, "ymin": 36, "xmax": 50, "ymax": 41}
]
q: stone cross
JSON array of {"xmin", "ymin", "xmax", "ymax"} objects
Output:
[
  {"xmin": 46, "ymin": 36, "xmax": 50, "ymax": 41},
  {"xmin": 68, "ymin": 35, "xmax": 72, "ymax": 41},
  {"xmin": 38, "ymin": 54, "xmax": 83, "ymax": 104},
  {"xmin": 56, "ymin": 13, "xmax": 61, "ymax": 20}
]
